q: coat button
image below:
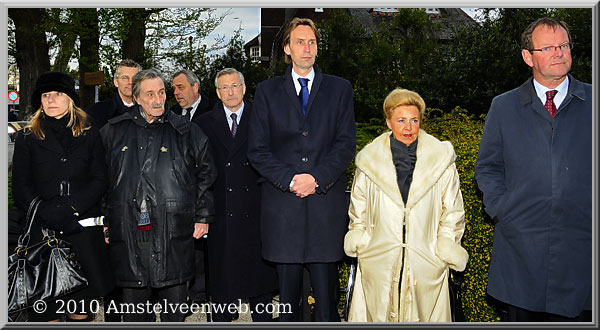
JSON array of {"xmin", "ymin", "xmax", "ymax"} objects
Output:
[
  {"xmin": 227, "ymin": 188, "xmax": 233, "ymax": 192},
  {"xmin": 60, "ymin": 158, "xmax": 67, "ymax": 162},
  {"xmin": 302, "ymin": 131, "xmax": 308, "ymax": 136},
  {"xmin": 225, "ymin": 162, "xmax": 231, "ymax": 167},
  {"xmin": 133, "ymin": 198, "xmax": 136, "ymax": 202},
  {"xmin": 301, "ymin": 157, "xmax": 308, "ymax": 162}
]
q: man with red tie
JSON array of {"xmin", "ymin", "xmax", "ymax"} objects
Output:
[{"xmin": 475, "ymin": 17, "xmax": 592, "ymax": 322}]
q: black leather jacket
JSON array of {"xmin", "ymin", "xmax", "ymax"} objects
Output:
[{"xmin": 100, "ymin": 107, "xmax": 216, "ymax": 288}]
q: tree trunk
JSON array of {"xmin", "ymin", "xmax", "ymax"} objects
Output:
[
  {"xmin": 74, "ymin": 8, "xmax": 100, "ymax": 110},
  {"xmin": 8, "ymin": 8, "xmax": 51, "ymax": 118},
  {"xmin": 121, "ymin": 8, "xmax": 149, "ymax": 66}
]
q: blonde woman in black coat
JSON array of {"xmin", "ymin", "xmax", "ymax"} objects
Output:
[{"xmin": 11, "ymin": 72, "xmax": 113, "ymax": 322}]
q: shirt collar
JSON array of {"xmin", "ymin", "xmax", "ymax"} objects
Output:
[
  {"xmin": 291, "ymin": 67, "xmax": 315, "ymax": 94},
  {"xmin": 223, "ymin": 101, "xmax": 245, "ymax": 127},
  {"xmin": 533, "ymin": 76, "xmax": 569, "ymax": 109}
]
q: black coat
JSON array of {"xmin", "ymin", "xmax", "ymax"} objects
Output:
[
  {"xmin": 100, "ymin": 107, "xmax": 217, "ymax": 288},
  {"xmin": 171, "ymin": 94, "xmax": 212, "ymax": 124},
  {"xmin": 11, "ymin": 120, "xmax": 114, "ymax": 297},
  {"xmin": 248, "ymin": 65, "xmax": 356, "ymax": 263},
  {"xmin": 85, "ymin": 92, "xmax": 134, "ymax": 129},
  {"xmin": 197, "ymin": 100, "xmax": 277, "ymax": 302}
]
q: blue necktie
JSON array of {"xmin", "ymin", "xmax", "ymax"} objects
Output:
[{"xmin": 298, "ymin": 78, "xmax": 309, "ymax": 115}]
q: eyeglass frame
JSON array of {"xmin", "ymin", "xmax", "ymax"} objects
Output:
[
  {"xmin": 117, "ymin": 75, "xmax": 133, "ymax": 82},
  {"xmin": 217, "ymin": 83, "xmax": 244, "ymax": 92},
  {"xmin": 529, "ymin": 42, "xmax": 573, "ymax": 54}
]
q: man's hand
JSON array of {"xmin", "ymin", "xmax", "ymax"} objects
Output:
[
  {"xmin": 290, "ymin": 173, "xmax": 317, "ymax": 198},
  {"xmin": 193, "ymin": 223, "xmax": 209, "ymax": 239},
  {"xmin": 103, "ymin": 226, "xmax": 109, "ymax": 244}
]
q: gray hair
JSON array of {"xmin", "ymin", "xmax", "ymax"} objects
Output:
[
  {"xmin": 114, "ymin": 59, "xmax": 142, "ymax": 78},
  {"xmin": 172, "ymin": 69, "xmax": 200, "ymax": 87},
  {"xmin": 214, "ymin": 68, "xmax": 245, "ymax": 88},
  {"xmin": 132, "ymin": 68, "xmax": 166, "ymax": 98}
]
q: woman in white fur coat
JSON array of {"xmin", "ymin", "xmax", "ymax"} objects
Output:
[{"xmin": 344, "ymin": 88, "xmax": 468, "ymax": 322}]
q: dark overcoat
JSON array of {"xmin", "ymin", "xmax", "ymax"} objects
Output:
[
  {"xmin": 197, "ymin": 100, "xmax": 278, "ymax": 303},
  {"xmin": 475, "ymin": 75, "xmax": 592, "ymax": 318},
  {"xmin": 11, "ymin": 123, "xmax": 114, "ymax": 298},
  {"xmin": 100, "ymin": 108, "xmax": 216, "ymax": 288},
  {"xmin": 248, "ymin": 65, "xmax": 356, "ymax": 263},
  {"xmin": 85, "ymin": 92, "xmax": 133, "ymax": 129}
]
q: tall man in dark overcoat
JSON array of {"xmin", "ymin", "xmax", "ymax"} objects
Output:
[
  {"xmin": 198, "ymin": 68, "xmax": 278, "ymax": 322},
  {"xmin": 475, "ymin": 17, "xmax": 592, "ymax": 322},
  {"xmin": 248, "ymin": 18, "xmax": 356, "ymax": 322}
]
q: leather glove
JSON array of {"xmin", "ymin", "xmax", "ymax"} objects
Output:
[{"xmin": 38, "ymin": 197, "xmax": 84, "ymax": 235}]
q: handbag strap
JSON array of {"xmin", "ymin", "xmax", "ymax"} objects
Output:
[{"xmin": 16, "ymin": 196, "xmax": 42, "ymax": 250}]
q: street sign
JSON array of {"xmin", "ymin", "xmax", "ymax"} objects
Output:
[{"xmin": 8, "ymin": 91, "xmax": 19, "ymax": 102}]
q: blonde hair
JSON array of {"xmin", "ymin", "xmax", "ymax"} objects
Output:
[
  {"xmin": 25, "ymin": 95, "xmax": 91, "ymax": 140},
  {"xmin": 383, "ymin": 88, "xmax": 426, "ymax": 122}
]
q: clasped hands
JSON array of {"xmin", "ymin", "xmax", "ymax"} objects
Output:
[{"xmin": 290, "ymin": 173, "xmax": 317, "ymax": 198}]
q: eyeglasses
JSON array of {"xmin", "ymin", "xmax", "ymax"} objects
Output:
[
  {"xmin": 529, "ymin": 42, "xmax": 573, "ymax": 54},
  {"xmin": 117, "ymin": 75, "xmax": 133, "ymax": 82},
  {"xmin": 217, "ymin": 83, "xmax": 244, "ymax": 92}
]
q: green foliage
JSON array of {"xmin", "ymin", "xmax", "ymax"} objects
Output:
[
  {"xmin": 340, "ymin": 108, "xmax": 498, "ymax": 321},
  {"xmin": 200, "ymin": 29, "xmax": 271, "ymax": 102}
]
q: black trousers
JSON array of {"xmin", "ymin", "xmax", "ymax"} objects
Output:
[
  {"xmin": 188, "ymin": 238, "xmax": 207, "ymax": 302},
  {"xmin": 120, "ymin": 237, "xmax": 188, "ymax": 322},
  {"xmin": 506, "ymin": 304, "xmax": 592, "ymax": 322},
  {"xmin": 276, "ymin": 262, "xmax": 340, "ymax": 322},
  {"xmin": 211, "ymin": 292, "xmax": 274, "ymax": 322}
]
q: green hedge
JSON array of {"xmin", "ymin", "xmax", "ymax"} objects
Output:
[{"xmin": 339, "ymin": 107, "xmax": 499, "ymax": 321}]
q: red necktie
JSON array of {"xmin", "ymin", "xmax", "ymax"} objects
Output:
[{"xmin": 545, "ymin": 90, "xmax": 558, "ymax": 117}]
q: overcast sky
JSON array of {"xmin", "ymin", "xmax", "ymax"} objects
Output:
[{"xmin": 206, "ymin": 8, "xmax": 481, "ymax": 55}]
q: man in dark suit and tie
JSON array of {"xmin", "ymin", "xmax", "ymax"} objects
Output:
[
  {"xmin": 198, "ymin": 68, "xmax": 278, "ymax": 322},
  {"xmin": 248, "ymin": 17, "xmax": 356, "ymax": 322},
  {"xmin": 171, "ymin": 69, "xmax": 212, "ymax": 123},
  {"xmin": 171, "ymin": 68, "xmax": 212, "ymax": 306}
]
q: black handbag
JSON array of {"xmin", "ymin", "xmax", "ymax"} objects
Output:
[
  {"xmin": 8, "ymin": 196, "xmax": 88, "ymax": 314},
  {"xmin": 448, "ymin": 269, "xmax": 465, "ymax": 322}
]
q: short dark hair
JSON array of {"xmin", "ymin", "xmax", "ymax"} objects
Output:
[
  {"xmin": 282, "ymin": 17, "xmax": 321, "ymax": 64},
  {"xmin": 132, "ymin": 69, "xmax": 165, "ymax": 98},
  {"xmin": 521, "ymin": 17, "xmax": 572, "ymax": 51},
  {"xmin": 114, "ymin": 59, "xmax": 142, "ymax": 78}
]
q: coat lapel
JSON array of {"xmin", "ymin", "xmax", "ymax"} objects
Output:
[
  {"xmin": 209, "ymin": 103, "xmax": 234, "ymax": 154},
  {"xmin": 355, "ymin": 130, "xmax": 456, "ymax": 208},
  {"xmin": 304, "ymin": 64, "xmax": 322, "ymax": 116},
  {"xmin": 228, "ymin": 101, "xmax": 251, "ymax": 157}
]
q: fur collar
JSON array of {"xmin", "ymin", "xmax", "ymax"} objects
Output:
[{"xmin": 355, "ymin": 129, "xmax": 456, "ymax": 208}]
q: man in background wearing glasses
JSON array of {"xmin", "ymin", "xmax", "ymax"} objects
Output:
[
  {"xmin": 86, "ymin": 59, "xmax": 141, "ymax": 129},
  {"xmin": 476, "ymin": 17, "xmax": 592, "ymax": 322}
]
